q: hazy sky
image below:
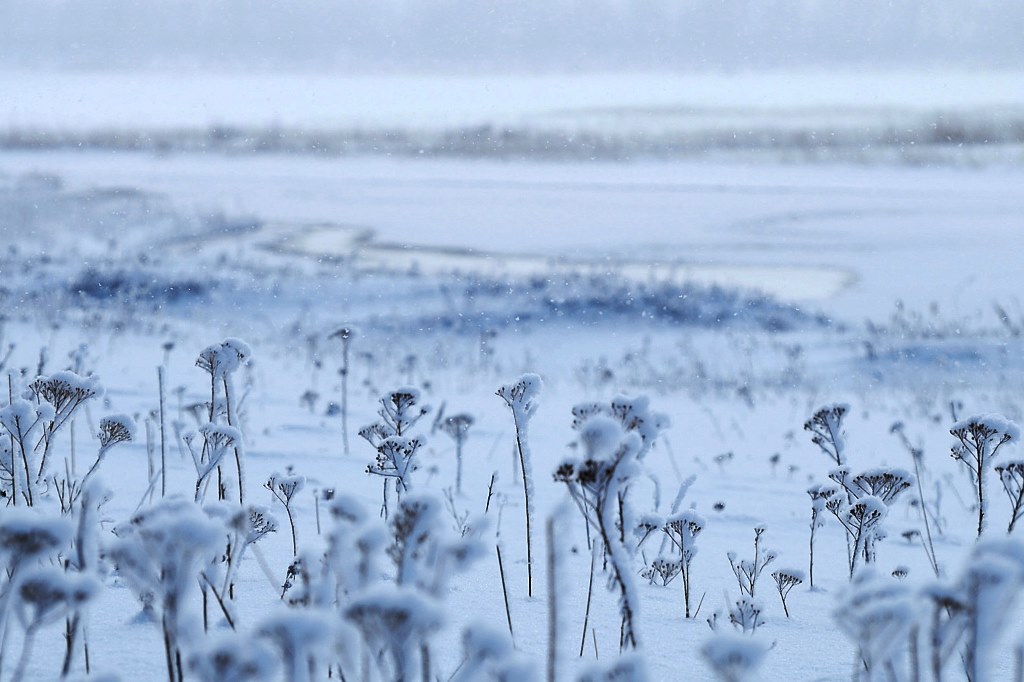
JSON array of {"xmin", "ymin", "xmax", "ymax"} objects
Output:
[{"xmin": 2, "ymin": 1, "xmax": 1021, "ymax": 72}]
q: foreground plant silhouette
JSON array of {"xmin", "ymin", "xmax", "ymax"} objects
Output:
[
  {"xmin": 556, "ymin": 414, "xmax": 645, "ymax": 650},
  {"xmin": 950, "ymin": 414, "xmax": 1018, "ymax": 537},
  {"xmin": 497, "ymin": 374, "xmax": 542, "ymax": 598}
]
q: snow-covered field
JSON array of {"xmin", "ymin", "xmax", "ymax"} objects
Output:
[{"xmin": 2, "ymin": 69, "xmax": 1024, "ymax": 682}]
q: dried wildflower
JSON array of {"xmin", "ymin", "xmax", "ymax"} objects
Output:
[
  {"xmin": 438, "ymin": 413, "xmax": 474, "ymax": 494},
  {"xmin": 804, "ymin": 403, "xmax": 849, "ymax": 466},
  {"xmin": 950, "ymin": 414, "xmax": 1019, "ymax": 536},
  {"xmin": 771, "ymin": 569, "xmax": 804, "ymax": 617},
  {"xmin": 98, "ymin": 414, "xmax": 135, "ymax": 449}
]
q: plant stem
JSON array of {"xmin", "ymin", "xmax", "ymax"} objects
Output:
[
  {"xmin": 223, "ymin": 376, "xmax": 244, "ymax": 505},
  {"xmin": 11, "ymin": 624, "xmax": 36, "ymax": 682},
  {"xmin": 496, "ymin": 544, "xmax": 515, "ymax": 645},
  {"xmin": 546, "ymin": 515, "xmax": 557, "ymax": 682},
  {"xmin": 341, "ymin": 339, "xmax": 350, "ymax": 456},
  {"xmin": 511, "ymin": 411, "xmax": 533, "ymax": 598},
  {"xmin": 580, "ymin": 543, "xmax": 596, "ymax": 657},
  {"xmin": 286, "ymin": 504, "xmax": 297, "ymax": 556},
  {"xmin": 159, "ymin": 366, "xmax": 167, "ymax": 498}
]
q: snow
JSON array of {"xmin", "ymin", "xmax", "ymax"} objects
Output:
[
  {"xmin": 951, "ymin": 414, "xmax": 1022, "ymax": 442},
  {"xmin": 701, "ymin": 632, "xmax": 767, "ymax": 681},
  {"xmin": 5, "ymin": 63, "xmax": 1024, "ymax": 682},
  {"xmin": 577, "ymin": 416, "xmax": 623, "ymax": 460}
]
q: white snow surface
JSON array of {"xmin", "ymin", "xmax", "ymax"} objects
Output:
[{"xmin": 5, "ymin": 68, "xmax": 1024, "ymax": 682}]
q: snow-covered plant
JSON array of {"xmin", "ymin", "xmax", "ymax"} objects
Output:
[
  {"xmin": 641, "ymin": 557, "xmax": 681, "ymax": 587},
  {"xmin": 257, "ymin": 608, "xmax": 336, "ymax": 682},
  {"xmin": 633, "ymin": 512, "xmax": 662, "ymax": 551},
  {"xmin": 187, "ymin": 632, "xmax": 279, "ymax": 682},
  {"xmin": 826, "ymin": 495, "xmax": 887, "ymax": 577},
  {"xmin": 345, "ymin": 585, "xmax": 442, "ymax": 682},
  {"xmin": 439, "ymin": 413, "xmax": 474, "ymax": 494},
  {"xmin": 28, "ymin": 371, "xmax": 102, "ymax": 482},
  {"xmin": 360, "ymin": 387, "xmax": 430, "ymax": 519},
  {"xmin": 370, "ymin": 387, "xmax": 430, "ymax": 439},
  {"xmin": 9, "ymin": 566, "xmax": 98, "ymax": 682},
  {"xmin": 832, "ymin": 467, "xmax": 915, "ymax": 505},
  {"xmin": 449, "ymin": 623, "xmax": 518, "ymax": 682},
  {"xmin": 555, "ymin": 415, "xmax": 644, "ymax": 650},
  {"xmin": 55, "ymin": 414, "xmax": 135, "ymax": 514},
  {"xmin": 265, "ymin": 471, "xmax": 304, "ymax": 556},
  {"xmin": 328, "ymin": 326, "xmax": 354, "ymax": 456},
  {"xmin": 834, "ymin": 569, "xmax": 915, "ymax": 680},
  {"xmin": 571, "ymin": 394, "xmax": 669, "ymax": 461},
  {"xmin": 576, "ymin": 653, "xmax": 649, "ymax": 682},
  {"xmin": 106, "ymin": 498, "xmax": 225, "ymax": 682},
  {"xmin": 959, "ymin": 538, "xmax": 1024, "ymax": 681},
  {"xmin": 701, "ymin": 632, "xmax": 768, "ymax": 682},
  {"xmin": 770, "ymin": 568, "xmax": 804, "ymax": 618},
  {"xmin": 804, "ymin": 403, "xmax": 849, "ymax": 466},
  {"xmin": 727, "ymin": 596, "xmax": 765, "ymax": 634},
  {"xmin": 821, "ymin": 466, "xmax": 912, "ymax": 577},
  {"xmin": 195, "ymin": 338, "xmax": 251, "ymax": 505},
  {"xmin": 950, "ymin": 414, "xmax": 1019, "ymax": 537},
  {"xmin": 97, "ymin": 413, "xmax": 135, "ymax": 450},
  {"xmin": 807, "ymin": 483, "xmax": 837, "ymax": 588},
  {"xmin": 891, "ymin": 421, "xmax": 941, "ymax": 577},
  {"xmin": 388, "ymin": 493, "xmax": 483, "ymax": 596},
  {"xmin": 62, "ymin": 482, "xmax": 109, "ymax": 675},
  {"xmin": 921, "ymin": 583, "xmax": 967, "ymax": 681},
  {"xmin": 0, "ymin": 398, "xmax": 54, "ymax": 506},
  {"xmin": 662, "ymin": 510, "xmax": 705, "ymax": 618},
  {"xmin": 727, "ymin": 526, "xmax": 776, "ymax": 599},
  {"xmin": 195, "ymin": 338, "xmax": 251, "ymax": 384},
  {"xmin": 0, "ymin": 509, "xmax": 73, "ymax": 576},
  {"xmin": 0, "ymin": 510, "xmax": 74, "ymax": 675},
  {"xmin": 496, "ymin": 373, "xmax": 541, "ymax": 598},
  {"xmin": 995, "ymin": 460, "xmax": 1024, "ymax": 533},
  {"xmin": 203, "ymin": 502, "xmax": 277, "ymax": 606},
  {"xmin": 186, "ymin": 423, "xmax": 241, "ymax": 503},
  {"xmin": 319, "ymin": 490, "xmax": 480, "ymax": 681},
  {"xmin": 366, "ymin": 436, "xmax": 422, "ymax": 511},
  {"xmin": 323, "ymin": 493, "xmax": 387, "ymax": 600}
]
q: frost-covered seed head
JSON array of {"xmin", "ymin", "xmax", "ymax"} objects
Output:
[{"xmin": 98, "ymin": 414, "xmax": 136, "ymax": 448}]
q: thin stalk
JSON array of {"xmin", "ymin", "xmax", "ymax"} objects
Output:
[
  {"xmin": 546, "ymin": 516, "xmax": 557, "ymax": 682},
  {"xmin": 285, "ymin": 504, "xmax": 297, "ymax": 556},
  {"xmin": 484, "ymin": 472, "xmax": 496, "ymax": 515},
  {"xmin": 911, "ymin": 455, "xmax": 940, "ymax": 577},
  {"xmin": 977, "ymin": 453, "xmax": 985, "ymax": 538},
  {"xmin": 200, "ymin": 573, "xmax": 236, "ymax": 630},
  {"xmin": 162, "ymin": 618, "xmax": 175, "ymax": 682},
  {"xmin": 17, "ymin": 435, "xmax": 33, "ymax": 507},
  {"xmin": 809, "ymin": 511, "xmax": 817, "ymax": 588},
  {"xmin": 60, "ymin": 612, "xmax": 81, "ymax": 677},
  {"xmin": 510, "ymin": 411, "xmax": 533, "ymax": 598},
  {"xmin": 341, "ymin": 339, "xmax": 350, "ymax": 456},
  {"xmin": 579, "ymin": 543, "xmax": 596, "ymax": 657},
  {"xmin": 159, "ymin": 366, "xmax": 167, "ymax": 498},
  {"xmin": 221, "ymin": 376, "xmax": 244, "ymax": 505},
  {"xmin": 496, "ymin": 544, "xmax": 515, "ymax": 646}
]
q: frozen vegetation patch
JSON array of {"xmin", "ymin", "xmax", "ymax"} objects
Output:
[
  {"xmin": 69, "ymin": 269, "xmax": 210, "ymax": 303},
  {"xmin": 3, "ymin": 113, "xmax": 1024, "ymax": 165},
  {"xmin": 390, "ymin": 274, "xmax": 828, "ymax": 334}
]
